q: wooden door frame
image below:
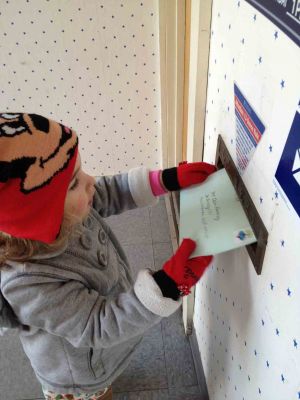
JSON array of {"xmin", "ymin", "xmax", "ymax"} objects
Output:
[
  {"xmin": 159, "ymin": 0, "xmax": 185, "ymax": 169},
  {"xmin": 159, "ymin": 0, "xmax": 213, "ymax": 335}
]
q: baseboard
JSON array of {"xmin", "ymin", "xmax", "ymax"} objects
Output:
[
  {"xmin": 164, "ymin": 194, "xmax": 209, "ymax": 399},
  {"xmin": 189, "ymin": 325, "xmax": 209, "ymax": 399}
]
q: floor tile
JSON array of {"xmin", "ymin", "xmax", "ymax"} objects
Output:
[
  {"xmin": 113, "ymin": 389, "xmax": 169, "ymax": 400},
  {"xmin": 105, "ymin": 213, "xmax": 152, "ymax": 245},
  {"xmin": 149, "ymin": 198, "xmax": 171, "ymax": 244},
  {"xmin": 153, "ymin": 242, "xmax": 173, "ymax": 271},
  {"xmin": 168, "ymin": 385, "xmax": 205, "ymax": 399},
  {"xmin": 121, "ymin": 243, "xmax": 154, "ymax": 278},
  {"xmin": 162, "ymin": 310, "xmax": 199, "ymax": 389},
  {"xmin": 116, "ymin": 205, "xmax": 151, "ymax": 218},
  {"xmin": 113, "ymin": 323, "xmax": 168, "ymax": 392}
]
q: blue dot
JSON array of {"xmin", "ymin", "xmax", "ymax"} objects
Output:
[
  {"xmin": 275, "ymin": 191, "xmax": 279, "ymax": 199},
  {"xmin": 270, "ymin": 283, "xmax": 274, "ymax": 290},
  {"xmin": 274, "ymin": 31, "xmax": 278, "ymax": 39},
  {"xmin": 241, "ymin": 38, "xmax": 245, "ymax": 44},
  {"xmin": 281, "ymin": 80, "xmax": 285, "ymax": 88},
  {"xmin": 293, "ymin": 339, "xmax": 298, "ymax": 348},
  {"xmin": 281, "ymin": 240, "xmax": 285, "ymax": 247},
  {"xmin": 260, "ymin": 196, "xmax": 263, "ymax": 204},
  {"xmin": 266, "ymin": 360, "xmax": 270, "ymax": 367},
  {"xmin": 259, "ymin": 56, "xmax": 262, "ymax": 63},
  {"xmin": 276, "ymin": 328, "xmax": 280, "ymax": 336},
  {"xmin": 281, "ymin": 374, "xmax": 285, "ymax": 383},
  {"xmin": 287, "ymin": 288, "xmax": 292, "ymax": 296},
  {"xmin": 261, "ymin": 319, "xmax": 265, "ymax": 326},
  {"xmin": 269, "ymin": 144, "xmax": 273, "ymax": 152}
]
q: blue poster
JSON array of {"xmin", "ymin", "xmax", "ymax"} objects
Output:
[
  {"xmin": 245, "ymin": 0, "xmax": 300, "ymax": 47},
  {"xmin": 275, "ymin": 110, "xmax": 300, "ymax": 218},
  {"xmin": 234, "ymin": 83, "xmax": 265, "ymax": 174}
]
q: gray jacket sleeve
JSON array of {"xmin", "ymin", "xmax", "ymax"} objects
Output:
[
  {"xmin": 93, "ymin": 166, "xmax": 159, "ymax": 217},
  {"xmin": 2, "ymin": 270, "xmax": 181, "ymax": 349}
]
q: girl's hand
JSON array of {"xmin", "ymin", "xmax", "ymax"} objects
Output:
[
  {"xmin": 162, "ymin": 238, "xmax": 213, "ymax": 296},
  {"xmin": 161, "ymin": 161, "xmax": 217, "ymax": 191}
]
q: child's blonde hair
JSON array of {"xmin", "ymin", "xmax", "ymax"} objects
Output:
[{"xmin": 0, "ymin": 210, "xmax": 84, "ymax": 268}]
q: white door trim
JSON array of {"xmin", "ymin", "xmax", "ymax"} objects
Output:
[
  {"xmin": 159, "ymin": 0, "xmax": 185, "ymax": 169},
  {"xmin": 159, "ymin": 0, "xmax": 213, "ymax": 335}
]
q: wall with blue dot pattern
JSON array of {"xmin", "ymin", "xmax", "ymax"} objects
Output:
[
  {"xmin": 0, "ymin": 0, "xmax": 162, "ymax": 176},
  {"xmin": 194, "ymin": 1, "xmax": 300, "ymax": 399}
]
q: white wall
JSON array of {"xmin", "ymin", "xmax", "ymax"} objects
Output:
[
  {"xmin": 194, "ymin": 1, "xmax": 300, "ymax": 399},
  {"xmin": 0, "ymin": 0, "xmax": 162, "ymax": 175}
]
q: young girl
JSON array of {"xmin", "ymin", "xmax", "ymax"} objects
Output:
[{"xmin": 0, "ymin": 113, "xmax": 215, "ymax": 400}]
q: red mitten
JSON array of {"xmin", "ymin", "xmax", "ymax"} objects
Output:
[
  {"xmin": 177, "ymin": 161, "xmax": 217, "ymax": 188},
  {"xmin": 162, "ymin": 238, "xmax": 212, "ymax": 296},
  {"xmin": 161, "ymin": 161, "xmax": 217, "ymax": 191}
]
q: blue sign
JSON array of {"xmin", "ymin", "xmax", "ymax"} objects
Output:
[
  {"xmin": 245, "ymin": 0, "xmax": 300, "ymax": 47},
  {"xmin": 275, "ymin": 110, "xmax": 300, "ymax": 218},
  {"xmin": 234, "ymin": 83, "xmax": 265, "ymax": 173}
]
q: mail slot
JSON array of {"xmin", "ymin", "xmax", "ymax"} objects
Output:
[
  {"xmin": 215, "ymin": 135, "xmax": 268, "ymax": 274},
  {"xmin": 171, "ymin": 135, "xmax": 268, "ymax": 274}
]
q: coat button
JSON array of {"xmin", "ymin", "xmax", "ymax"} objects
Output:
[
  {"xmin": 98, "ymin": 229, "xmax": 107, "ymax": 244},
  {"xmin": 79, "ymin": 233, "xmax": 93, "ymax": 250},
  {"xmin": 83, "ymin": 215, "xmax": 93, "ymax": 229},
  {"xmin": 97, "ymin": 250, "xmax": 107, "ymax": 269}
]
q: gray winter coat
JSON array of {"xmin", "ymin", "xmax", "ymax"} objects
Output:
[{"xmin": 0, "ymin": 166, "xmax": 181, "ymax": 395}]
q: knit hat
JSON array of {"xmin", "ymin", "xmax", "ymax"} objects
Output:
[{"xmin": 0, "ymin": 113, "xmax": 78, "ymax": 244}]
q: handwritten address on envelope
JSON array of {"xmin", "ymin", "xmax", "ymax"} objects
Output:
[{"xmin": 179, "ymin": 169, "xmax": 257, "ymax": 257}]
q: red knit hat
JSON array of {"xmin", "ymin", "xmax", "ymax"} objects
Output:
[{"xmin": 0, "ymin": 113, "xmax": 78, "ymax": 243}]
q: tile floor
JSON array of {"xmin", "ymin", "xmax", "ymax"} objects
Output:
[{"xmin": 0, "ymin": 197, "xmax": 207, "ymax": 400}]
